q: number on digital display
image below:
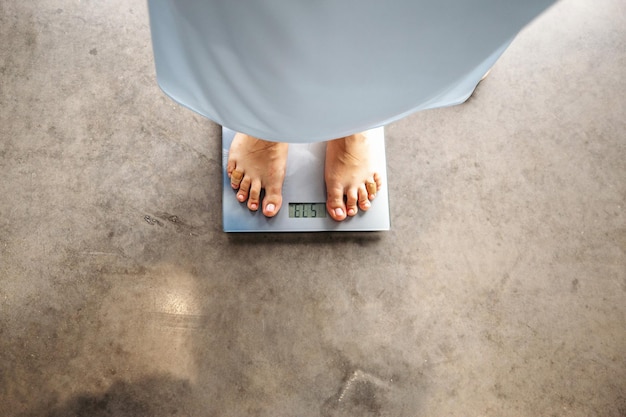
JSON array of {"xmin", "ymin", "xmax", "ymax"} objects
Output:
[{"xmin": 288, "ymin": 203, "xmax": 327, "ymax": 218}]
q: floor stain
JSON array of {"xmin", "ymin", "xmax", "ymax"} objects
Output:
[{"xmin": 322, "ymin": 369, "xmax": 391, "ymax": 417}]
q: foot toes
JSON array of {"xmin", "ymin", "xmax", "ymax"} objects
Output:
[
  {"xmin": 263, "ymin": 202, "xmax": 279, "ymax": 217},
  {"xmin": 346, "ymin": 188, "xmax": 358, "ymax": 216},
  {"xmin": 226, "ymin": 159, "xmax": 237, "ymax": 177},
  {"xmin": 373, "ymin": 172, "xmax": 383, "ymax": 190},
  {"xmin": 366, "ymin": 180, "xmax": 377, "ymax": 200},
  {"xmin": 327, "ymin": 189, "xmax": 347, "ymax": 221},
  {"xmin": 236, "ymin": 176, "xmax": 251, "ymax": 202},
  {"xmin": 358, "ymin": 186, "xmax": 371, "ymax": 211},
  {"xmin": 247, "ymin": 179, "xmax": 261, "ymax": 211},
  {"xmin": 262, "ymin": 186, "xmax": 283, "ymax": 217},
  {"xmin": 231, "ymin": 169, "xmax": 244, "ymax": 189}
]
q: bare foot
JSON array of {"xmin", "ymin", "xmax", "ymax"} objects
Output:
[
  {"xmin": 226, "ymin": 132, "xmax": 289, "ymax": 217},
  {"xmin": 324, "ymin": 133, "xmax": 382, "ymax": 221}
]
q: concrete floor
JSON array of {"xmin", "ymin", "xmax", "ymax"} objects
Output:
[{"xmin": 1, "ymin": 0, "xmax": 624, "ymax": 416}]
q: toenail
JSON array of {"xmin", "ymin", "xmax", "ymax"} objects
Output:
[
  {"xmin": 348, "ymin": 208, "xmax": 356, "ymax": 216},
  {"xmin": 335, "ymin": 208, "xmax": 344, "ymax": 217},
  {"xmin": 237, "ymin": 194, "xmax": 245, "ymax": 202},
  {"xmin": 266, "ymin": 203, "xmax": 275, "ymax": 213},
  {"xmin": 250, "ymin": 203, "xmax": 258, "ymax": 210}
]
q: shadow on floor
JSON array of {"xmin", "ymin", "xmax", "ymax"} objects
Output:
[{"xmin": 22, "ymin": 375, "xmax": 194, "ymax": 417}]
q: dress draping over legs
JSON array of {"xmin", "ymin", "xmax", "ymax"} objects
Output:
[{"xmin": 147, "ymin": 0, "xmax": 556, "ymax": 143}]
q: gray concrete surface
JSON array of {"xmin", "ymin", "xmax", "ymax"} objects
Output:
[{"xmin": 1, "ymin": 0, "xmax": 624, "ymax": 416}]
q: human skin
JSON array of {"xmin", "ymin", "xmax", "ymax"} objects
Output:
[{"xmin": 226, "ymin": 132, "xmax": 381, "ymax": 221}]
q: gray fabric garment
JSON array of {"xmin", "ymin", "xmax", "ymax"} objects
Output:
[{"xmin": 148, "ymin": 0, "xmax": 556, "ymax": 142}]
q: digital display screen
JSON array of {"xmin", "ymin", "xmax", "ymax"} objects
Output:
[{"xmin": 288, "ymin": 203, "xmax": 327, "ymax": 218}]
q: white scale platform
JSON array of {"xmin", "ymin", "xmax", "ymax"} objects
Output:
[{"xmin": 222, "ymin": 127, "xmax": 390, "ymax": 232}]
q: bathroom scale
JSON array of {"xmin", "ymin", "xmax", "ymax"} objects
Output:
[{"xmin": 222, "ymin": 127, "xmax": 390, "ymax": 232}]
